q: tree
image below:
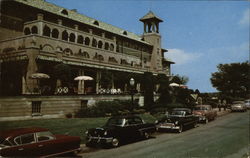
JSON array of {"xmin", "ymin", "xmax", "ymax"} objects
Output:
[
  {"xmin": 210, "ymin": 61, "xmax": 250, "ymax": 99},
  {"xmin": 143, "ymin": 72, "xmax": 154, "ymax": 110},
  {"xmin": 156, "ymin": 73, "xmax": 172, "ymax": 104},
  {"xmin": 171, "ymin": 74, "xmax": 189, "ymax": 85}
]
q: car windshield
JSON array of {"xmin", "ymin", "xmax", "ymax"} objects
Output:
[
  {"xmin": 170, "ymin": 110, "xmax": 185, "ymax": 116},
  {"xmin": 106, "ymin": 118, "xmax": 125, "ymax": 127}
]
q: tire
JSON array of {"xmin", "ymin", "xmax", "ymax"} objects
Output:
[
  {"xmin": 144, "ymin": 132, "xmax": 150, "ymax": 139},
  {"xmin": 111, "ymin": 138, "xmax": 120, "ymax": 147},
  {"xmin": 205, "ymin": 118, "xmax": 209, "ymax": 124},
  {"xmin": 177, "ymin": 125, "xmax": 183, "ymax": 133}
]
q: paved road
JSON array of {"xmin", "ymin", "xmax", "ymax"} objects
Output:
[{"xmin": 79, "ymin": 112, "xmax": 249, "ymax": 158}]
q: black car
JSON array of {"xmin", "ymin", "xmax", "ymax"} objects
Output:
[
  {"xmin": 156, "ymin": 108, "xmax": 199, "ymax": 133},
  {"xmin": 85, "ymin": 115, "xmax": 156, "ymax": 147}
]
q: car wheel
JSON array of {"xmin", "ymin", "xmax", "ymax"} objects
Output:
[
  {"xmin": 111, "ymin": 138, "xmax": 120, "ymax": 147},
  {"xmin": 144, "ymin": 132, "xmax": 150, "ymax": 139},
  {"xmin": 205, "ymin": 118, "xmax": 209, "ymax": 124},
  {"xmin": 177, "ymin": 125, "xmax": 183, "ymax": 133}
]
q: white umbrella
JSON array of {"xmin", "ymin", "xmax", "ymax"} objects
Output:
[
  {"xmin": 74, "ymin": 75, "xmax": 93, "ymax": 81},
  {"xmin": 30, "ymin": 73, "xmax": 50, "ymax": 79},
  {"xmin": 169, "ymin": 83, "xmax": 180, "ymax": 87}
]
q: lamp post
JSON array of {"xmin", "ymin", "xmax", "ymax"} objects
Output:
[{"xmin": 129, "ymin": 78, "xmax": 135, "ymax": 111}]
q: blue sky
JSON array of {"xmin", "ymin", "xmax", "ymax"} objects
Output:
[{"xmin": 47, "ymin": 0, "xmax": 249, "ymax": 92}]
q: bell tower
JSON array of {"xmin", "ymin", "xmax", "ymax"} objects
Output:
[{"xmin": 140, "ymin": 11, "xmax": 163, "ymax": 72}]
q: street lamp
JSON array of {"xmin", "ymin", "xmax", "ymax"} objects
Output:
[{"xmin": 130, "ymin": 78, "xmax": 135, "ymax": 111}]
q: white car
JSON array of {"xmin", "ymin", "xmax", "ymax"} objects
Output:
[{"xmin": 244, "ymin": 99, "xmax": 250, "ymax": 109}]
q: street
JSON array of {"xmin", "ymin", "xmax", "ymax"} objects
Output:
[{"xmin": 79, "ymin": 112, "xmax": 249, "ymax": 158}]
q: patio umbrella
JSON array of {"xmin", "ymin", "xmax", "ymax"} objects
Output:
[
  {"xmin": 74, "ymin": 75, "xmax": 93, "ymax": 81},
  {"xmin": 169, "ymin": 83, "xmax": 180, "ymax": 87},
  {"xmin": 30, "ymin": 73, "xmax": 50, "ymax": 79}
]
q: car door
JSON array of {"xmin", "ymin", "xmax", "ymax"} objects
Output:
[
  {"xmin": 11, "ymin": 133, "xmax": 38, "ymax": 157},
  {"xmin": 35, "ymin": 131, "xmax": 57, "ymax": 156}
]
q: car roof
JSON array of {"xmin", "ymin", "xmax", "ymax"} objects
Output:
[
  {"xmin": 109, "ymin": 115, "xmax": 141, "ymax": 119},
  {"xmin": 195, "ymin": 105, "xmax": 211, "ymax": 107},
  {"xmin": 172, "ymin": 108, "xmax": 191, "ymax": 111},
  {"xmin": 0, "ymin": 127, "xmax": 49, "ymax": 140}
]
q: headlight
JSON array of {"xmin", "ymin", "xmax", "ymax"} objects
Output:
[
  {"xmin": 155, "ymin": 120, "xmax": 159, "ymax": 124},
  {"xmin": 104, "ymin": 131, "xmax": 108, "ymax": 136},
  {"xmin": 85, "ymin": 131, "xmax": 88, "ymax": 135},
  {"xmin": 175, "ymin": 121, "xmax": 178, "ymax": 125}
]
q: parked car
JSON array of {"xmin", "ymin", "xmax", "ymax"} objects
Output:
[
  {"xmin": 244, "ymin": 99, "xmax": 250, "ymax": 109},
  {"xmin": 85, "ymin": 115, "xmax": 156, "ymax": 148},
  {"xmin": 156, "ymin": 108, "xmax": 199, "ymax": 133},
  {"xmin": 0, "ymin": 127, "xmax": 81, "ymax": 157},
  {"xmin": 192, "ymin": 105, "xmax": 217, "ymax": 123},
  {"xmin": 231, "ymin": 101, "xmax": 247, "ymax": 112}
]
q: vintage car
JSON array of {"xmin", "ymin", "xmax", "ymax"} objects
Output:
[
  {"xmin": 231, "ymin": 101, "xmax": 247, "ymax": 112},
  {"xmin": 192, "ymin": 105, "xmax": 217, "ymax": 123},
  {"xmin": 0, "ymin": 127, "xmax": 81, "ymax": 157},
  {"xmin": 85, "ymin": 115, "xmax": 156, "ymax": 147},
  {"xmin": 244, "ymin": 99, "xmax": 250, "ymax": 109},
  {"xmin": 156, "ymin": 108, "xmax": 199, "ymax": 133}
]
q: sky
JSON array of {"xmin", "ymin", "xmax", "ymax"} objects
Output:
[{"xmin": 47, "ymin": 0, "xmax": 249, "ymax": 93}]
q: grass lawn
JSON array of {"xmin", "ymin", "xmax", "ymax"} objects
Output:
[{"xmin": 0, "ymin": 113, "xmax": 156, "ymax": 144}]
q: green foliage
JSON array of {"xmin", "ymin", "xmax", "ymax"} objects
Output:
[
  {"xmin": 156, "ymin": 73, "xmax": 172, "ymax": 104},
  {"xmin": 171, "ymin": 74, "xmax": 189, "ymax": 85},
  {"xmin": 211, "ymin": 62, "xmax": 250, "ymax": 98},
  {"xmin": 143, "ymin": 72, "xmax": 154, "ymax": 110},
  {"xmin": 75, "ymin": 100, "xmax": 139, "ymax": 117}
]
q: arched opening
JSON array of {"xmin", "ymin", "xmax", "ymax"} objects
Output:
[
  {"xmin": 92, "ymin": 38, "xmax": 97, "ymax": 47},
  {"xmin": 93, "ymin": 20, "xmax": 99, "ymax": 26},
  {"xmin": 43, "ymin": 25, "xmax": 51, "ymax": 37},
  {"xmin": 104, "ymin": 42, "xmax": 109, "ymax": 50},
  {"xmin": 69, "ymin": 33, "xmax": 76, "ymax": 42},
  {"xmin": 24, "ymin": 27, "xmax": 31, "ymax": 35},
  {"xmin": 85, "ymin": 37, "xmax": 90, "ymax": 45},
  {"xmin": 77, "ymin": 35, "xmax": 84, "ymax": 44},
  {"xmin": 62, "ymin": 30, "xmax": 68, "ymax": 41},
  {"xmin": 110, "ymin": 44, "xmax": 114, "ymax": 51},
  {"xmin": 122, "ymin": 31, "xmax": 127, "ymax": 35},
  {"xmin": 52, "ymin": 29, "xmax": 59, "ymax": 38},
  {"xmin": 98, "ymin": 41, "xmax": 103, "ymax": 49},
  {"xmin": 31, "ymin": 26, "xmax": 38, "ymax": 34},
  {"xmin": 61, "ymin": 9, "xmax": 68, "ymax": 15}
]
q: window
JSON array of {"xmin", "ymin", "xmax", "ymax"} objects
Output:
[
  {"xmin": 61, "ymin": 9, "xmax": 68, "ymax": 15},
  {"xmin": 24, "ymin": 27, "xmax": 30, "ymax": 35},
  {"xmin": 104, "ymin": 42, "xmax": 109, "ymax": 50},
  {"xmin": 77, "ymin": 35, "xmax": 84, "ymax": 44},
  {"xmin": 98, "ymin": 41, "xmax": 103, "ymax": 48},
  {"xmin": 36, "ymin": 131, "xmax": 55, "ymax": 142},
  {"xmin": 69, "ymin": 33, "xmax": 76, "ymax": 42},
  {"xmin": 62, "ymin": 30, "xmax": 68, "ymax": 41},
  {"xmin": 92, "ymin": 38, "xmax": 97, "ymax": 47},
  {"xmin": 32, "ymin": 101, "xmax": 41, "ymax": 114},
  {"xmin": 52, "ymin": 29, "xmax": 59, "ymax": 38},
  {"xmin": 43, "ymin": 25, "xmax": 50, "ymax": 37},
  {"xmin": 15, "ymin": 133, "xmax": 35, "ymax": 145},
  {"xmin": 31, "ymin": 26, "xmax": 38, "ymax": 34},
  {"xmin": 93, "ymin": 20, "xmax": 99, "ymax": 26},
  {"xmin": 85, "ymin": 37, "xmax": 90, "ymax": 45}
]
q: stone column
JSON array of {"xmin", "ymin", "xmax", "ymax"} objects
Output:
[
  {"xmin": 111, "ymin": 73, "xmax": 114, "ymax": 89},
  {"xmin": 37, "ymin": 13, "xmax": 44, "ymax": 36},
  {"xmin": 25, "ymin": 48, "xmax": 39, "ymax": 94},
  {"xmin": 96, "ymin": 71, "xmax": 101, "ymax": 94},
  {"xmin": 78, "ymin": 69, "xmax": 84, "ymax": 94}
]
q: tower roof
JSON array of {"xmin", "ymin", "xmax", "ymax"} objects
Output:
[{"xmin": 140, "ymin": 11, "xmax": 163, "ymax": 22}]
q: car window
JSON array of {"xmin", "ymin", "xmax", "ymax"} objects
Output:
[
  {"xmin": 106, "ymin": 118, "xmax": 125, "ymax": 126},
  {"xmin": 36, "ymin": 131, "xmax": 55, "ymax": 142},
  {"xmin": 15, "ymin": 133, "xmax": 35, "ymax": 145},
  {"xmin": 133, "ymin": 118, "xmax": 143, "ymax": 124}
]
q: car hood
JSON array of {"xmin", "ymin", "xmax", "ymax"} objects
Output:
[{"xmin": 193, "ymin": 110, "xmax": 205, "ymax": 115}]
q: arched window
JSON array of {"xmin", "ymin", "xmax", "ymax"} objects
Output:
[
  {"xmin": 92, "ymin": 38, "xmax": 97, "ymax": 47},
  {"xmin": 24, "ymin": 27, "xmax": 31, "ymax": 35},
  {"xmin": 61, "ymin": 9, "xmax": 68, "ymax": 15},
  {"xmin": 43, "ymin": 25, "xmax": 51, "ymax": 37},
  {"xmin": 104, "ymin": 42, "xmax": 109, "ymax": 50},
  {"xmin": 31, "ymin": 26, "xmax": 38, "ymax": 34},
  {"xmin": 98, "ymin": 41, "xmax": 103, "ymax": 49},
  {"xmin": 52, "ymin": 29, "xmax": 59, "ymax": 38},
  {"xmin": 110, "ymin": 44, "xmax": 114, "ymax": 51},
  {"xmin": 122, "ymin": 31, "xmax": 127, "ymax": 35},
  {"xmin": 62, "ymin": 30, "xmax": 68, "ymax": 41},
  {"xmin": 93, "ymin": 20, "xmax": 99, "ymax": 26},
  {"xmin": 85, "ymin": 37, "xmax": 90, "ymax": 45},
  {"xmin": 69, "ymin": 33, "xmax": 75, "ymax": 42},
  {"xmin": 77, "ymin": 35, "xmax": 84, "ymax": 44}
]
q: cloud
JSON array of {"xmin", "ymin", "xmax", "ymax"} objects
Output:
[
  {"xmin": 164, "ymin": 48, "xmax": 202, "ymax": 65},
  {"xmin": 239, "ymin": 8, "xmax": 249, "ymax": 26}
]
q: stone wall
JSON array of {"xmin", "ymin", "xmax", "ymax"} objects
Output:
[{"xmin": 0, "ymin": 95, "xmax": 140, "ymax": 121}]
